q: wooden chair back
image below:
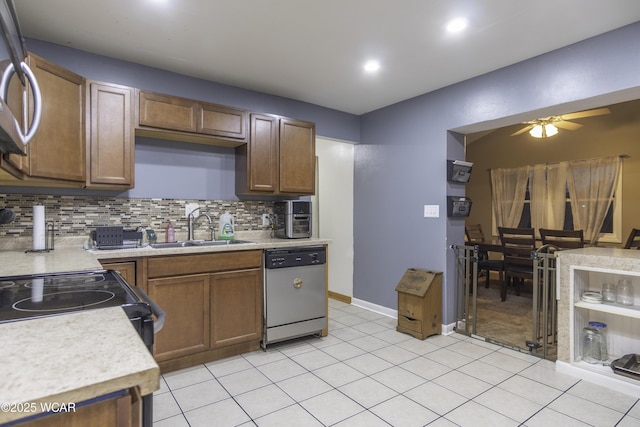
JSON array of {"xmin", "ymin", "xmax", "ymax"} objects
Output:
[
  {"xmin": 465, "ymin": 224, "xmax": 485, "ymax": 242},
  {"xmin": 539, "ymin": 228, "xmax": 584, "ymax": 250},
  {"xmin": 623, "ymin": 228, "xmax": 640, "ymax": 249},
  {"xmin": 498, "ymin": 227, "xmax": 536, "ymax": 279}
]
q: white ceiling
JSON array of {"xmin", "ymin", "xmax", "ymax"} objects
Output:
[{"xmin": 13, "ymin": 0, "xmax": 640, "ymax": 115}]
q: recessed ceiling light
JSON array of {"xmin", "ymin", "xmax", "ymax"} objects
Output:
[
  {"xmin": 363, "ymin": 60, "xmax": 380, "ymax": 73},
  {"xmin": 446, "ymin": 17, "xmax": 468, "ymax": 33}
]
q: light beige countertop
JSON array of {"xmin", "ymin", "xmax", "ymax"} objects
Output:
[
  {"xmin": 0, "ymin": 246, "xmax": 103, "ymax": 277},
  {"xmin": 0, "ymin": 307, "xmax": 160, "ymax": 424}
]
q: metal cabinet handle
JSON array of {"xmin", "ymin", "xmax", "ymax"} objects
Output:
[
  {"xmin": 0, "ymin": 61, "xmax": 42, "ymax": 145},
  {"xmin": 293, "ymin": 278, "xmax": 303, "ymax": 289}
]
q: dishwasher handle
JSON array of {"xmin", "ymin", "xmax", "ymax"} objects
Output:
[{"xmin": 132, "ymin": 286, "xmax": 166, "ymax": 333}]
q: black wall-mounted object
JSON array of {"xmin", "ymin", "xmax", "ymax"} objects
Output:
[
  {"xmin": 447, "ymin": 160, "xmax": 473, "ymax": 183},
  {"xmin": 447, "ymin": 196, "xmax": 472, "ymax": 217}
]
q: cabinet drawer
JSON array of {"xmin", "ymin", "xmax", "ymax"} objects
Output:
[
  {"xmin": 398, "ymin": 315, "xmax": 422, "ymax": 333},
  {"xmin": 147, "ymin": 250, "xmax": 262, "ymax": 278}
]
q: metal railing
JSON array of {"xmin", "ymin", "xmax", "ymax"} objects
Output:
[{"xmin": 451, "ymin": 244, "xmax": 478, "ymax": 336}]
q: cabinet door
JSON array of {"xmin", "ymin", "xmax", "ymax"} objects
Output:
[
  {"xmin": 26, "ymin": 54, "xmax": 86, "ymax": 182},
  {"xmin": 87, "ymin": 82, "xmax": 134, "ymax": 188},
  {"xmin": 148, "ymin": 274, "xmax": 210, "ymax": 361},
  {"xmin": 138, "ymin": 91, "xmax": 197, "ymax": 133},
  {"xmin": 101, "ymin": 261, "xmax": 136, "ymax": 287},
  {"xmin": 198, "ymin": 101, "xmax": 247, "ymax": 140},
  {"xmin": 279, "ymin": 118, "xmax": 316, "ymax": 194},
  {"xmin": 210, "ymin": 268, "xmax": 262, "ymax": 349},
  {"xmin": 245, "ymin": 113, "xmax": 278, "ymax": 193}
]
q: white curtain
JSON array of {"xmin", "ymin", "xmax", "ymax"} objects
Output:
[
  {"xmin": 545, "ymin": 162, "xmax": 569, "ymax": 229},
  {"xmin": 529, "ymin": 164, "xmax": 547, "ymax": 234},
  {"xmin": 490, "ymin": 166, "xmax": 530, "ymax": 228},
  {"xmin": 566, "ymin": 156, "xmax": 621, "ymax": 244}
]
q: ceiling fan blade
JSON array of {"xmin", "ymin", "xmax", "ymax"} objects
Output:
[
  {"xmin": 511, "ymin": 125, "xmax": 534, "ymax": 136},
  {"xmin": 560, "ymin": 107, "xmax": 611, "ymax": 120},
  {"xmin": 554, "ymin": 120, "xmax": 583, "ymax": 131}
]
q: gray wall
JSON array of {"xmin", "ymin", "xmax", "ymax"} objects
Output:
[{"xmin": 355, "ymin": 22, "xmax": 640, "ymax": 323}]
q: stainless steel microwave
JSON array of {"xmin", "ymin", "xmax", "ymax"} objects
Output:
[{"xmin": 273, "ymin": 200, "xmax": 312, "ymax": 239}]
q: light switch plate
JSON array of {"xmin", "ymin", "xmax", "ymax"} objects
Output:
[
  {"xmin": 262, "ymin": 214, "xmax": 271, "ymax": 226},
  {"xmin": 423, "ymin": 204, "xmax": 439, "ymax": 218},
  {"xmin": 185, "ymin": 203, "xmax": 200, "ymax": 218}
]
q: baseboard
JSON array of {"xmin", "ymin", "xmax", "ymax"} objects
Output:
[
  {"xmin": 350, "ymin": 298, "xmax": 456, "ymax": 336},
  {"xmin": 328, "ymin": 291, "xmax": 351, "ymax": 304}
]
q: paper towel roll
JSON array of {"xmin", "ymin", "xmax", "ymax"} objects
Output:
[{"xmin": 32, "ymin": 205, "xmax": 46, "ymax": 250}]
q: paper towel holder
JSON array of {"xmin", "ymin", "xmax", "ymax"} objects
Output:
[{"xmin": 25, "ymin": 221, "xmax": 56, "ymax": 253}]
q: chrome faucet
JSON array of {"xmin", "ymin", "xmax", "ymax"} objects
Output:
[{"xmin": 187, "ymin": 208, "xmax": 214, "ymax": 241}]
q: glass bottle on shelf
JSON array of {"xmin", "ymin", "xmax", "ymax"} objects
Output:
[
  {"xmin": 616, "ymin": 279, "xmax": 634, "ymax": 306},
  {"xmin": 588, "ymin": 321, "xmax": 608, "ymax": 362}
]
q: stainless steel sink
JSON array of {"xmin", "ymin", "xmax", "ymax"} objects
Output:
[{"xmin": 150, "ymin": 239, "xmax": 254, "ymax": 249}]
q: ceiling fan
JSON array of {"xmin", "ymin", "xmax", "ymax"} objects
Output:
[{"xmin": 511, "ymin": 107, "xmax": 611, "ymax": 138}]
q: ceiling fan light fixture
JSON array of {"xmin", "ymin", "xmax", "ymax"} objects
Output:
[{"xmin": 529, "ymin": 123, "xmax": 558, "ymax": 138}]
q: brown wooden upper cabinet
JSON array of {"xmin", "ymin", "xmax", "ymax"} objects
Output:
[
  {"xmin": 137, "ymin": 90, "xmax": 248, "ymax": 145},
  {"xmin": 86, "ymin": 81, "xmax": 135, "ymax": 189},
  {"xmin": 235, "ymin": 114, "xmax": 316, "ymax": 196},
  {"xmin": 3, "ymin": 53, "xmax": 86, "ymax": 184}
]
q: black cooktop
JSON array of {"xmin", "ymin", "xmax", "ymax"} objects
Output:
[{"xmin": 0, "ymin": 270, "xmax": 149, "ymax": 323}]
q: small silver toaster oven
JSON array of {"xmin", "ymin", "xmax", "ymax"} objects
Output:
[{"xmin": 273, "ymin": 200, "xmax": 312, "ymax": 239}]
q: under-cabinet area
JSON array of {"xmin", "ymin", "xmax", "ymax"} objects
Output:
[{"xmin": 557, "ymin": 248, "xmax": 640, "ymax": 396}]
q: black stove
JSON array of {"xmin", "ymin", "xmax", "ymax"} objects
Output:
[
  {"xmin": 0, "ymin": 269, "xmax": 163, "ymax": 427},
  {"xmin": 0, "ymin": 270, "xmax": 150, "ymax": 323}
]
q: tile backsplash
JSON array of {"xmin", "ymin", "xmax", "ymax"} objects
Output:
[{"xmin": 0, "ymin": 194, "xmax": 273, "ymax": 239}]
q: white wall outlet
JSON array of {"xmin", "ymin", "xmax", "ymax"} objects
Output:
[
  {"xmin": 185, "ymin": 203, "xmax": 200, "ymax": 218},
  {"xmin": 262, "ymin": 213, "xmax": 271, "ymax": 226},
  {"xmin": 423, "ymin": 204, "xmax": 439, "ymax": 218}
]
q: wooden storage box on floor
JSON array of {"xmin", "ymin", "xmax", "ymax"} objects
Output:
[{"xmin": 395, "ymin": 268, "xmax": 442, "ymax": 339}]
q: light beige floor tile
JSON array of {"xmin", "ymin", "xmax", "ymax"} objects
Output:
[
  {"xmin": 343, "ymin": 353, "xmax": 394, "ymax": 376},
  {"xmin": 447, "ymin": 340, "xmax": 496, "ymax": 359},
  {"xmin": 371, "ymin": 366, "xmax": 427, "ymax": 393},
  {"xmin": 153, "ymin": 392, "xmax": 182, "ymax": 422},
  {"xmin": 433, "ymin": 370, "xmax": 493, "ymax": 399},
  {"xmin": 373, "ymin": 316, "xmax": 397, "ymax": 329},
  {"xmin": 396, "ymin": 337, "xmax": 441, "ymax": 355},
  {"xmin": 426, "ymin": 417, "xmax": 460, "ymax": 427},
  {"xmin": 184, "ymin": 398, "xmax": 251, "ymax": 427},
  {"xmin": 373, "ymin": 328, "xmax": 414, "ymax": 345},
  {"xmin": 313, "ymin": 361, "xmax": 366, "ymax": 387},
  {"xmin": 171, "ymin": 379, "xmax": 230, "ymax": 412},
  {"xmin": 242, "ymin": 348, "xmax": 287, "ymax": 367},
  {"xmin": 548, "ymin": 393, "xmax": 625, "ymax": 427},
  {"xmin": 523, "ymin": 407, "xmax": 591, "ymax": 427},
  {"xmin": 257, "ymin": 358, "xmax": 308, "ymax": 382},
  {"xmin": 216, "ymin": 367, "xmax": 271, "ymax": 396},
  {"xmin": 275, "ymin": 340, "xmax": 318, "ymax": 357},
  {"xmin": 370, "ymin": 395, "xmax": 439, "ymax": 427},
  {"xmin": 330, "ymin": 326, "xmax": 368, "ymax": 341},
  {"xmin": 473, "ymin": 386, "xmax": 543, "ymax": 423},
  {"xmin": 628, "ymin": 401, "xmax": 640, "ymax": 418},
  {"xmin": 152, "ymin": 413, "xmax": 190, "ymax": 427},
  {"xmin": 617, "ymin": 415, "xmax": 640, "ymax": 427},
  {"xmin": 423, "ymin": 347, "xmax": 474, "ymax": 368},
  {"xmin": 518, "ymin": 361, "xmax": 579, "ymax": 391},
  {"xmin": 479, "ymin": 350, "xmax": 536, "ymax": 373},
  {"xmin": 352, "ymin": 320, "xmax": 389, "ymax": 335},
  {"xmin": 399, "ymin": 356, "xmax": 452, "ymax": 380},
  {"xmin": 291, "ymin": 349, "xmax": 339, "ymax": 371},
  {"xmin": 276, "ymin": 372, "xmax": 333, "ymax": 401},
  {"xmin": 566, "ymin": 380, "xmax": 638, "ymax": 413},
  {"xmin": 234, "ymin": 384, "xmax": 296, "ymax": 419},
  {"xmin": 355, "ymin": 310, "xmax": 388, "ymax": 322},
  {"xmin": 338, "ymin": 377, "xmax": 398, "ymax": 408},
  {"xmin": 333, "ymin": 409, "xmax": 392, "ymax": 426},
  {"xmin": 335, "ymin": 313, "xmax": 370, "ymax": 326},
  {"xmin": 497, "ymin": 375, "xmax": 563, "ymax": 406},
  {"xmin": 321, "ymin": 341, "xmax": 366, "ymax": 361},
  {"xmin": 457, "ymin": 359, "xmax": 513, "ymax": 385},
  {"xmin": 155, "ymin": 376, "xmax": 170, "ymax": 395},
  {"xmin": 349, "ymin": 335, "xmax": 391, "ymax": 352},
  {"xmin": 162, "ymin": 365, "xmax": 214, "ymax": 390},
  {"xmin": 300, "ymin": 389, "xmax": 365, "ymax": 426},
  {"xmin": 404, "ymin": 382, "xmax": 468, "ymax": 415},
  {"xmin": 205, "ymin": 355, "xmax": 253, "ymax": 378},
  {"xmin": 445, "ymin": 401, "xmax": 519, "ymax": 427},
  {"xmin": 372, "ymin": 344, "xmax": 420, "ymax": 364},
  {"xmin": 309, "ymin": 333, "xmax": 344, "ymax": 349},
  {"xmin": 254, "ymin": 404, "xmax": 324, "ymax": 427}
]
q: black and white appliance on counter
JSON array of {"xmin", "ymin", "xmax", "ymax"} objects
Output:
[
  {"xmin": 0, "ymin": 270, "xmax": 165, "ymax": 427},
  {"xmin": 0, "ymin": 0, "xmax": 42, "ymax": 155},
  {"xmin": 273, "ymin": 200, "xmax": 312, "ymax": 239},
  {"xmin": 262, "ymin": 246, "xmax": 326, "ymax": 348}
]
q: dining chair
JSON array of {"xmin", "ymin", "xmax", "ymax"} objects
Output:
[
  {"xmin": 465, "ymin": 224, "xmax": 504, "ymax": 292},
  {"xmin": 498, "ymin": 227, "xmax": 536, "ymax": 300},
  {"xmin": 623, "ymin": 228, "xmax": 640, "ymax": 249},
  {"xmin": 539, "ymin": 228, "xmax": 585, "ymax": 250}
]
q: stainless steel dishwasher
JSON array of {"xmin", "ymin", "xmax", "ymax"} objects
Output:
[{"xmin": 263, "ymin": 246, "xmax": 327, "ymax": 349}]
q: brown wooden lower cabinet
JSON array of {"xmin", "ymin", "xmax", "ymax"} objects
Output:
[
  {"xmin": 148, "ymin": 273, "xmax": 210, "ymax": 361},
  {"xmin": 145, "ymin": 250, "xmax": 263, "ymax": 371},
  {"xmin": 16, "ymin": 388, "xmax": 141, "ymax": 427}
]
